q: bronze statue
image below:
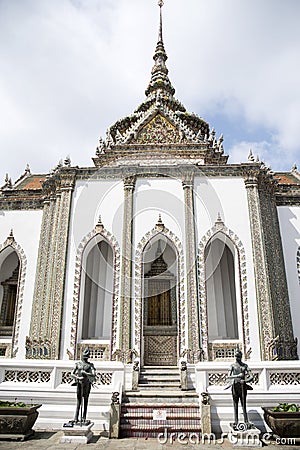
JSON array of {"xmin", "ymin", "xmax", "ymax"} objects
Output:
[
  {"xmin": 225, "ymin": 349, "xmax": 253, "ymax": 430},
  {"xmin": 71, "ymin": 348, "xmax": 96, "ymax": 425}
]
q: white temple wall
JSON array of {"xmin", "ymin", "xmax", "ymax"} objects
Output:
[
  {"xmin": 133, "ymin": 177, "xmax": 185, "ymax": 245},
  {"xmin": 277, "ymin": 205, "xmax": 300, "ymax": 356},
  {"xmin": 60, "ymin": 176, "xmax": 266, "ymax": 361},
  {"xmin": 0, "ymin": 210, "xmax": 42, "ymax": 358},
  {"xmin": 61, "ymin": 179, "xmax": 123, "ymax": 359},
  {"xmin": 194, "ymin": 177, "xmax": 261, "ymax": 361}
]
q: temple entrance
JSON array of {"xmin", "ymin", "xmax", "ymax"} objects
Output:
[{"xmin": 142, "ymin": 238, "xmax": 178, "ymax": 366}]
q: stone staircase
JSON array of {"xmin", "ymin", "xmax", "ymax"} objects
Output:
[
  {"xmin": 138, "ymin": 365, "xmax": 181, "ymax": 390},
  {"xmin": 120, "ymin": 366, "xmax": 201, "ymax": 438}
]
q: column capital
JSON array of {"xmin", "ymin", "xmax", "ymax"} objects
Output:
[
  {"xmin": 182, "ymin": 172, "xmax": 194, "ymax": 189},
  {"xmin": 123, "ymin": 175, "xmax": 136, "ymax": 191},
  {"xmin": 244, "ymin": 174, "xmax": 259, "ymax": 188}
]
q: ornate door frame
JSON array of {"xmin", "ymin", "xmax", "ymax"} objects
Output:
[{"xmin": 134, "ymin": 217, "xmax": 185, "ymax": 366}]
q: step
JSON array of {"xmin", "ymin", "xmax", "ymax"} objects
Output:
[
  {"xmin": 120, "ymin": 430, "xmax": 201, "ymax": 438},
  {"xmin": 142, "ymin": 366, "xmax": 178, "ymax": 369},
  {"xmin": 120, "ymin": 402, "xmax": 201, "ymax": 438},
  {"xmin": 140, "ymin": 368, "xmax": 179, "ymax": 375},
  {"xmin": 138, "ymin": 383, "xmax": 181, "ymax": 390},
  {"xmin": 139, "ymin": 373, "xmax": 179, "ymax": 380},
  {"xmin": 121, "ymin": 405, "xmax": 200, "ymax": 419},
  {"xmin": 123, "ymin": 390, "xmax": 199, "ymax": 404}
]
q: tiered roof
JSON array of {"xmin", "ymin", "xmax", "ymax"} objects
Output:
[{"xmin": 93, "ymin": 1, "xmax": 228, "ymax": 167}]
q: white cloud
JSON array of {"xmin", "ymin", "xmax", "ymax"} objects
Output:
[{"xmin": 0, "ymin": 0, "xmax": 299, "ymax": 182}]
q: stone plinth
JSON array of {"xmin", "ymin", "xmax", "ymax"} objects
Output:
[
  {"xmin": 60, "ymin": 422, "xmax": 94, "ymax": 444},
  {"xmin": 201, "ymin": 404, "xmax": 211, "ymax": 435},
  {"xmin": 228, "ymin": 424, "xmax": 262, "ymax": 447}
]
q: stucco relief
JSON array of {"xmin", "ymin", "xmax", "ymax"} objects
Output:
[
  {"xmin": 197, "ymin": 218, "xmax": 250, "ymax": 361},
  {"xmin": 134, "ymin": 217, "xmax": 185, "ymax": 359},
  {"xmin": 0, "ymin": 231, "xmax": 27, "ymax": 357},
  {"xmin": 70, "ymin": 220, "xmax": 120, "ymax": 359}
]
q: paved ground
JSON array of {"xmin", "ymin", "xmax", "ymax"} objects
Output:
[{"xmin": 0, "ymin": 431, "xmax": 299, "ymax": 450}]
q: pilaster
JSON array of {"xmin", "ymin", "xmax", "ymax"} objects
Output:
[
  {"xmin": 258, "ymin": 177, "xmax": 297, "ymax": 359},
  {"xmin": 49, "ymin": 175, "xmax": 76, "ymax": 358},
  {"xmin": 182, "ymin": 172, "xmax": 201, "ymax": 362},
  {"xmin": 118, "ymin": 176, "xmax": 136, "ymax": 362},
  {"xmin": 27, "ymin": 169, "xmax": 76, "ymax": 359},
  {"xmin": 245, "ymin": 171, "xmax": 297, "ymax": 360}
]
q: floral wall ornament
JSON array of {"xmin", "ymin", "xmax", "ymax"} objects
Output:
[{"xmin": 134, "ymin": 114, "xmax": 183, "ymax": 145}]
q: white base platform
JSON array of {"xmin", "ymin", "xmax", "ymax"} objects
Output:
[
  {"xmin": 228, "ymin": 424, "xmax": 262, "ymax": 447},
  {"xmin": 60, "ymin": 422, "xmax": 94, "ymax": 444}
]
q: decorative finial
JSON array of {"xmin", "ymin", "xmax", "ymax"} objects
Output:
[
  {"xmin": 155, "ymin": 213, "xmax": 164, "ymax": 230},
  {"xmin": 145, "ymin": 0, "xmax": 175, "ymax": 97},
  {"xmin": 292, "ymin": 163, "xmax": 298, "ymax": 172},
  {"xmin": 95, "ymin": 215, "xmax": 104, "ymax": 232},
  {"xmin": 248, "ymin": 149, "xmax": 255, "ymax": 162},
  {"xmin": 155, "ymin": 239, "xmax": 162, "ymax": 258},
  {"xmin": 4, "ymin": 173, "xmax": 12, "ymax": 189},
  {"xmin": 96, "ymin": 137, "xmax": 107, "ymax": 156},
  {"xmin": 7, "ymin": 229, "xmax": 15, "ymax": 243},
  {"xmin": 158, "ymin": 1, "xmax": 164, "ymax": 42},
  {"xmin": 25, "ymin": 164, "xmax": 31, "ymax": 175},
  {"xmin": 64, "ymin": 155, "xmax": 71, "ymax": 167},
  {"xmin": 215, "ymin": 212, "xmax": 224, "ymax": 227}
]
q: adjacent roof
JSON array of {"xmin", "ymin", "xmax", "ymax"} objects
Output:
[{"xmin": 274, "ymin": 172, "xmax": 300, "ymax": 185}]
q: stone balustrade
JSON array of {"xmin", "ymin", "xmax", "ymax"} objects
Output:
[{"xmin": 0, "ymin": 359, "xmax": 124, "ymax": 431}]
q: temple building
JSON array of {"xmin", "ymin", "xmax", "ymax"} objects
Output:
[{"xmin": 0, "ymin": 1, "xmax": 299, "ymax": 435}]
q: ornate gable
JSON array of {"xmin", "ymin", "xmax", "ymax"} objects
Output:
[{"xmin": 134, "ymin": 114, "xmax": 184, "ymax": 145}]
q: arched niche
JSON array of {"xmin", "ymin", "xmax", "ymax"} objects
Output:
[
  {"xmin": 142, "ymin": 235, "xmax": 178, "ymax": 366},
  {"xmin": 205, "ymin": 233, "xmax": 238, "ymax": 341},
  {"xmin": 134, "ymin": 220, "xmax": 185, "ymax": 364},
  {"xmin": 79, "ymin": 237, "xmax": 113, "ymax": 340},
  {"xmin": 71, "ymin": 224, "xmax": 120, "ymax": 360},
  {"xmin": 0, "ymin": 233, "xmax": 27, "ymax": 358},
  {"xmin": 198, "ymin": 220, "xmax": 250, "ymax": 361},
  {"xmin": 0, "ymin": 248, "xmax": 20, "ymax": 334}
]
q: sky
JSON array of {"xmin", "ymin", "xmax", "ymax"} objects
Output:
[{"xmin": 0, "ymin": 0, "xmax": 300, "ymax": 184}]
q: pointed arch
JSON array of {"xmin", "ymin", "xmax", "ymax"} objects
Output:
[
  {"xmin": 198, "ymin": 220, "xmax": 250, "ymax": 360},
  {"xmin": 0, "ymin": 232, "xmax": 27, "ymax": 357},
  {"xmin": 134, "ymin": 220, "xmax": 185, "ymax": 359},
  {"xmin": 70, "ymin": 224, "xmax": 120, "ymax": 359}
]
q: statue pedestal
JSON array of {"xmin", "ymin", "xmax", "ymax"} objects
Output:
[
  {"xmin": 60, "ymin": 422, "xmax": 94, "ymax": 444},
  {"xmin": 228, "ymin": 424, "xmax": 262, "ymax": 447}
]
